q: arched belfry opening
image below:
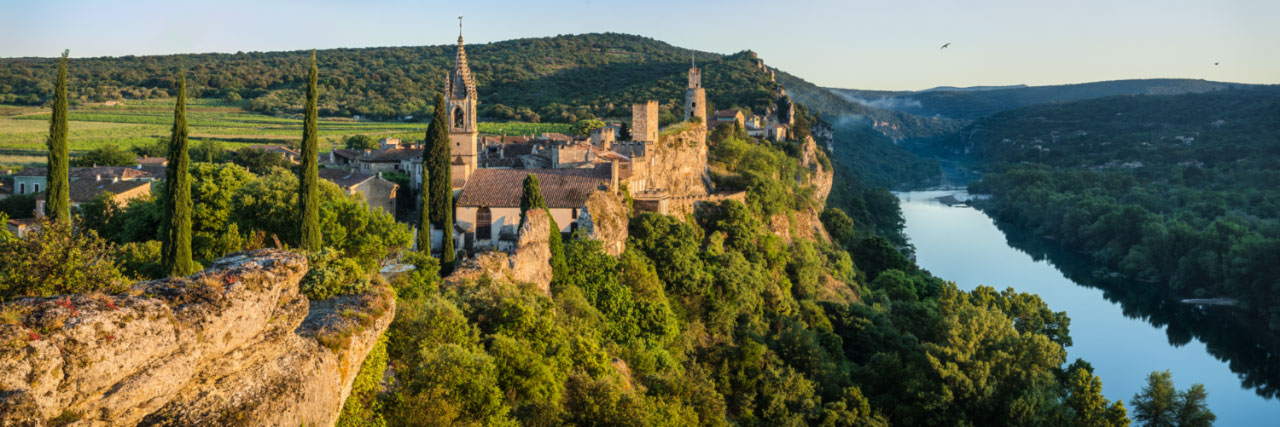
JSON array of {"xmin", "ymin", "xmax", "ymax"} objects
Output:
[{"xmin": 454, "ymin": 107, "xmax": 465, "ymax": 129}]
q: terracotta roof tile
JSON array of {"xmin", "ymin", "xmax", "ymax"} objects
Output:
[
  {"xmin": 457, "ymin": 168, "xmax": 609, "ymax": 209},
  {"xmin": 362, "ymin": 148, "xmax": 423, "ymax": 163}
]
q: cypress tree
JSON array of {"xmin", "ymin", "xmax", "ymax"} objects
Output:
[
  {"xmin": 519, "ymin": 173, "xmax": 545, "ymax": 229},
  {"xmin": 161, "ymin": 74, "xmax": 195, "ymax": 276},
  {"xmin": 416, "ymin": 161, "xmax": 431, "ymax": 254},
  {"xmin": 425, "ymin": 94, "xmax": 451, "ymax": 229},
  {"xmin": 44, "ymin": 50, "xmax": 70, "ymax": 223},
  {"xmin": 298, "ymin": 51, "xmax": 321, "ymax": 252},
  {"xmin": 519, "ymin": 173, "xmax": 565, "ymax": 282},
  {"xmin": 441, "ymin": 191, "xmax": 455, "ymax": 271}
]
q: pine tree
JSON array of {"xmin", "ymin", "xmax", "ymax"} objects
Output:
[
  {"xmin": 160, "ymin": 74, "xmax": 195, "ymax": 276},
  {"xmin": 425, "ymin": 94, "xmax": 451, "ymax": 230},
  {"xmin": 298, "ymin": 51, "xmax": 322, "ymax": 252},
  {"xmin": 519, "ymin": 174, "xmax": 546, "ymax": 228},
  {"xmin": 416, "ymin": 161, "xmax": 431, "ymax": 254},
  {"xmin": 44, "ymin": 50, "xmax": 70, "ymax": 223}
]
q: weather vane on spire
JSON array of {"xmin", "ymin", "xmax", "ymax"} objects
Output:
[{"xmin": 458, "ymin": 15, "xmax": 463, "ymax": 36}]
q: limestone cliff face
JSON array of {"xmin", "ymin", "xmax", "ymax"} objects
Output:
[
  {"xmin": 0, "ymin": 250, "xmax": 394, "ymax": 426},
  {"xmin": 647, "ymin": 124, "xmax": 709, "ymax": 197},
  {"xmin": 772, "ymin": 136, "xmax": 835, "ymax": 244},
  {"xmin": 579, "ymin": 189, "xmax": 629, "ymax": 256},
  {"xmin": 445, "ymin": 209, "xmax": 554, "ymax": 294}
]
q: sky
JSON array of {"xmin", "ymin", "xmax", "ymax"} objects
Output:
[{"xmin": 2, "ymin": 0, "xmax": 1277, "ymax": 91}]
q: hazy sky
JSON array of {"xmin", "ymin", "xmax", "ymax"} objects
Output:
[{"xmin": 2, "ymin": 0, "xmax": 1276, "ymax": 90}]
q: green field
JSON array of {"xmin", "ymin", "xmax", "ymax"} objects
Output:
[{"xmin": 0, "ymin": 99, "xmax": 573, "ymax": 168}]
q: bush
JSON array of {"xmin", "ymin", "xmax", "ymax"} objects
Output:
[
  {"xmin": 116, "ymin": 240, "xmax": 164, "ymax": 279},
  {"xmin": 300, "ymin": 248, "xmax": 372, "ymax": 300},
  {"xmin": 0, "ymin": 220, "xmax": 129, "ymax": 300}
]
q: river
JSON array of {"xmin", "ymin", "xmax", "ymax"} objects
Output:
[{"xmin": 897, "ymin": 189, "xmax": 1280, "ymax": 426}]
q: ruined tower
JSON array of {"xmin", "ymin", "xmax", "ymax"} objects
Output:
[
  {"xmin": 445, "ymin": 17, "xmax": 479, "ymax": 183},
  {"xmin": 632, "ymin": 101, "xmax": 658, "ymax": 143},
  {"xmin": 684, "ymin": 56, "xmax": 706, "ymax": 123}
]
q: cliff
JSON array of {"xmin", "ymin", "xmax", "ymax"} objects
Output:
[
  {"xmin": 444, "ymin": 209, "xmax": 554, "ymax": 294},
  {"xmin": 0, "ymin": 250, "xmax": 394, "ymax": 426},
  {"xmin": 648, "ymin": 123, "xmax": 710, "ymax": 197},
  {"xmin": 578, "ymin": 189, "xmax": 629, "ymax": 256},
  {"xmin": 771, "ymin": 136, "xmax": 834, "ymax": 244}
]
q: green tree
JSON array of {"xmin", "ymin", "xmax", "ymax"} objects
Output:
[
  {"xmin": 519, "ymin": 174, "xmax": 545, "ymax": 229},
  {"xmin": 1175, "ymin": 384, "xmax": 1214, "ymax": 427},
  {"xmin": 72, "ymin": 144, "xmax": 136, "ymax": 167},
  {"xmin": 820, "ymin": 207, "xmax": 856, "ymax": 245},
  {"xmin": 417, "ymin": 161, "xmax": 431, "ymax": 254},
  {"xmin": 44, "ymin": 50, "xmax": 71, "ymax": 223},
  {"xmin": 425, "ymin": 94, "xmax": 452, "ymax": 230},
  {"xmin": 192, "ymin": 139, "xmax": 225, "ymax": 163},
  {"xmin": 1131, "ymin": 370, "xmax": 1214, "ymax": 427},
  {"xmin": 570, "ymin": 118, "xmax": 606, "ymax": 136},
  {"xmin": 298, "ymin": 51, "xmax": 322, "ymax": 252},
  {"xmin": 1064, "ymin": 362, "xmax": 1129, "ymax": 427},
  {"xmin": 232, "ymin": 147, "xmax": 292, "ymax": 173},
  {"xmin": 617, "ymin": 121, "xmax": 631, "ymax": 140},
  {"xmin": 345, "ymin": 134, "xmax": 378, "ymax": 150},
  {"xmin": 160, "ymin": 74, "xmax": 196, "ymax": 277}
]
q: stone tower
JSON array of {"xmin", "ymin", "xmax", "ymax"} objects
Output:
[
  {"xmin": 444, "ymin": 18, "xmax": 479, "ymax": 184},
  {"xmin": 632, "ymin": 101, "xmax": 658, "ymax": 143},
  {"xmin": 684, "ymin": 56, "xmax": 706, "ymax": 123}
]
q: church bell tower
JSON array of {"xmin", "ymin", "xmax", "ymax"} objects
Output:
[{"xmin": 444, "ymin": 16, "xmax": 479, "ymax": 184}]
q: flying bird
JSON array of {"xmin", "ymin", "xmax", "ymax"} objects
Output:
[
  {"xmin": 1214, "ymin": 62, "xmax": 1220, "ymax": 66},
  {"xmin": 940, "ymin": 43, "xmax": 951, "ymax": 50}
]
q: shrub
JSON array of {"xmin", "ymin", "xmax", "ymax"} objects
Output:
[
  {"xmin": 0, "ymin": 219, "xmax": 128, "ymax": 300},
  {"xmin": 300, "ymin": 248, "xmax": 371, "ymax": 300}
]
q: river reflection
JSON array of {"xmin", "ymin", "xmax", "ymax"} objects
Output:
[{"xmin": 897, "ymin": 190, "xmax": 1280, "ymax": 426}]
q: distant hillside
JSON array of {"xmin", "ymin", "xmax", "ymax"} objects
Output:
[
  {"xmin": 0, "ymin": 33, "xmax": 780, "ymax": 122},
  {"xmin": 829, "ymin": 79, "xmax": 1248, "ymax": 121},
  {"xmin": 939, "ymin": 86, "xmax": 1280, "ymax": 167}
]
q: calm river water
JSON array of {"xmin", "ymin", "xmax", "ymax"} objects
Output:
[{"xmin": 898, "ymin": 190, "xmax": 1280, "ymax": 426}]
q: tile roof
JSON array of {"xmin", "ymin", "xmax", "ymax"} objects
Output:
[
  {"xmin": 248, "ymin": 144, "xmax": 300, "ymax": 155},
  {"xmin": 318, "ymin": 168, "xmax": 374, "ymax": 189},
  {"xmin": 17, "ymin": 166, "xmax": 153, "ymax": 180},
  {"xmin": 36, "ymin": 179, "xmax": 151, "ymax": 203},
  {"xmin": 361, "ymin": 148, "xmax": 423, "ymax": 163},
  {"xmin": 457, "ymin": 167, "xmax": 610, "ymax": 209},
  {"xmin": 331, "ymin": 149, "xmax": 363, "ymax": 160},
  {"xmin": 134, "ymin": 156, "xmax": 167, "ymax": 165}
]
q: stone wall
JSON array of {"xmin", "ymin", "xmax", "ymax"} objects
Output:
[
  {"xmin": 631, "ymin": 101, "xmax": 659, "ymax": 143},
  {"xmin": 643, "ymin": 123, "xmax": 709, "ymax": 198},
  {"xmin": 0, "ymin": 250, "xmax": 394, "ymax": 426}
]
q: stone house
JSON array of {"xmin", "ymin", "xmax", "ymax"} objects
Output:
[
  {"xmin": 358, "ymin": 148, "xmax": 421, "ymax": 174},
  {"xmin": 318, "ymin": 168, "xmax": 398, "ymax": 215},
  {"xmin": 327, "ymin": 149, "xmax": 364, "ymax": 167},
  {"xmin": 12, "ymin": 166, "xmax": 155, "ymax": 196},
  {"xmin": 246, "ymin": 145, "xmax": 301, "ymax": 163},
  {"xmin": 33, "ymin": 176, "xmax": 153, "ymax": 215},
  {"xmin": 454, "ymin": 167, "xmax": 610, "ymax": 252},
  {"xmin": 713, "ymin": 109, "xmax": 745, "ymax": 127}
]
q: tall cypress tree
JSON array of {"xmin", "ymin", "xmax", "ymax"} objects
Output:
[
  {"xmin": 416, "ymin": 162, "xmax": 431, "ymax": 254},
  {"xmin": 441, "ymin": 190, "xmax": 455, "ymax": 270},
  {"xmin": 161, "ymin": 74, "xmax": 195, "ymax": 276},
  {"xmin": 425, "ymin": 94, "xmax": 451, "ymax": 229},
  {"xmin": 44, "ymin": 50, "xmax": 70, "ymax": 223},
  {"xmin": 519, "ymin": 173, "xmax": 545, "ymax": 228},
  {"xmin": 298, "ymin": 51, "xmax": 322, "ymax": 252}
]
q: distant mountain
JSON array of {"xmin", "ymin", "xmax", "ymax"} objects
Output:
[
  {"xmin": 917, "ymin": 84, "xmax": 1028, "ymax": 93},
  {"xmin": 828, "ymin": 79, "xmax": 1249, "ymax": 121}
]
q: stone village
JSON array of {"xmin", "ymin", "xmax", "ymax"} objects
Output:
[{"xmin": 4, "ymin": 28, "xmax": 805, "ymax": 263}]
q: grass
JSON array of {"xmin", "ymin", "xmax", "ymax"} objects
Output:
[{"xmin": 0, "ymin": 99, "xmax": 573, "ymax": 170}]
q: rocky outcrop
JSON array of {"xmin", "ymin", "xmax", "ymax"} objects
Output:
[
  {"xmin": 769, "ymin": 136, "xmax": 834, "ymax": 244},
  {"xmin": 579, "ymin": 189, "xmax": 629, "ymax": 256},
  {"xmin": 445, "ymin": 209, "xmax": 554, "ymax": 294},
  {"xmin": 800, "ymin": 136, "xmax": 833, "ymax": 209},
  {"xmin": 0, "ymin": 249, "xmax": 394, "ymax": 426},
  {"xmin": 648, "ymin": 124, "xmax": 709, "ymax": 197}
]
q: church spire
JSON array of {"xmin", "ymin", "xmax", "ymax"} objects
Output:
[{"xmin": 447, "ymin": 15, "xmax": 476, "ymax": 101}]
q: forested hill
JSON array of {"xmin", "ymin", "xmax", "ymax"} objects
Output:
[
  {"xmin": 830, "ymin": 78, "xmax": 1248, "ymax": 121},
  {"xmin": 963, "ymin": 86, "xmax": 1280, "ymax": 331},
  {"xmin": 0, "ymin": 33, "xmax": 780, "ymax": 121},
  {"xmin": 943, "ymin": 86, "xmax": 1280, "ymax": 167}
]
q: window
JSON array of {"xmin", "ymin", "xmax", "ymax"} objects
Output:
[
  {"xmin": 476, "ymin": 207, "xmax": 492, "ymax": 241},
  {"xmin": 571, "ymin": 208, "xmax": 578, "ymax": 219},
  {"xmin": 33, "ymin": 184, "xmax": 39, "ymax": 193},
  {"xmin": 18, "ymin": 183, "xmax": 25, "ymax": 194}
]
